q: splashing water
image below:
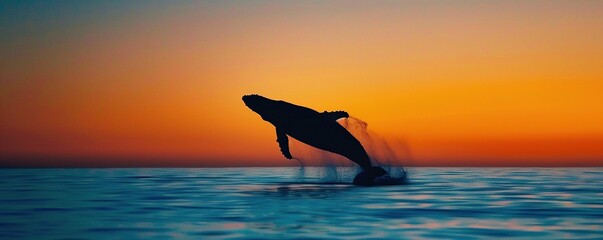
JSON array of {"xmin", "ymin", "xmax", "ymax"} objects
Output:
[{"xmin": 289, "ymin": 117, "xmax": 409, "ymax": 183}]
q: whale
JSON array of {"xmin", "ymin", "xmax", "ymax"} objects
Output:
[{"xmin": 242, "ymin": 94, "xmax": 387, "ymax": 185}]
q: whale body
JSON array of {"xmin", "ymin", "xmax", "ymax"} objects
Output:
[{"xmin": 242, "ymin": 94, "xmax": 387, "ymax": 185}]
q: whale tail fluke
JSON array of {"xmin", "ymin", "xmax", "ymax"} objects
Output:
[{"xmin": 352, "ymin": 166, "xmax": 388, "ymax": 186}]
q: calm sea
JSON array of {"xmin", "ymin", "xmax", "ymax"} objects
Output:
[{"xmin": 1, "ymin": 167, "xmax": 602, "ymax": 239}]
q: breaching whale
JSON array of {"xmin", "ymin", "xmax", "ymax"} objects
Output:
[{"xmin": 242, "ymin": 94, "xmax": 387, "ymax": 185}]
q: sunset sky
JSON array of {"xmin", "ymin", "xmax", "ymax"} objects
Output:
[{"xmin": 1, "ymin": 1, "xmax": 602, "ymax": 167}]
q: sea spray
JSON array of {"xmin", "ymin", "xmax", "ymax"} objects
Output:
[{"xmin": 290, "ymin": 117, "xmax": 409, "ymax": 183}]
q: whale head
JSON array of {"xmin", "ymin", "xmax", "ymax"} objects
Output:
[{"xmin": 242, "ymin": 94, "xmax": 278, "ymax": 122}]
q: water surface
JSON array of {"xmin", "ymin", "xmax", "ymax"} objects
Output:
[{"xmin": 1, "ymin": 167, "xmax": 602, "ymax": 239}]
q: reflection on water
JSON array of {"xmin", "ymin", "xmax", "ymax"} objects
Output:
[{"xmin": 1, "ymin": 167, "xmax": 602, "ymax": 239}]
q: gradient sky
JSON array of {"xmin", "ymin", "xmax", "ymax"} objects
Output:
[{"xmin": 1, "ymin": 1, "xmax": 602, "ymax": 167}]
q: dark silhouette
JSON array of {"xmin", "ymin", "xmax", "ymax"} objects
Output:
[{"xmin": 242, "ymin": 94, "xmax": 387, "ymax": 185}]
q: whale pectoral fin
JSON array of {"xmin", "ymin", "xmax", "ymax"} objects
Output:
[
  {"xmin": 322, "ymin": 111, "xmax": 349, "ymax": 121},
  {"xmin": 276, "ymin": 128, "xmax": 292, "ymax": 159}
]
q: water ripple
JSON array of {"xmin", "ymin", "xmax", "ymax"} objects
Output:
[{"xmin": 0, "ymin": 167, "xmax": 602, "ymax": 239}]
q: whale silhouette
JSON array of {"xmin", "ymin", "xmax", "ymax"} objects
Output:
[{"xmin": 242, "ymin": 94, "xmax": 387, "ymax": 185}]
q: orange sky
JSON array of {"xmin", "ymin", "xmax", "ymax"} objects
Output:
[{"xmin": 1, "ymin": 1, "xmax": 602, "ymax": 167}]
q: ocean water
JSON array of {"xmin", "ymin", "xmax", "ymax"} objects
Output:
[{"xmin": 1, "ymin": 167, "xmax": 602, "ymax": 239}]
